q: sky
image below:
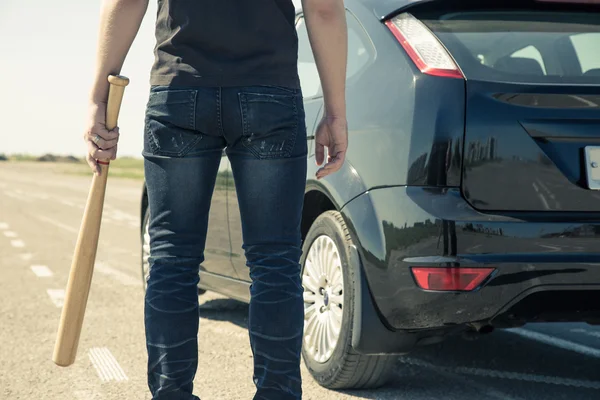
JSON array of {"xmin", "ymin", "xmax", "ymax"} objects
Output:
[
  {"xmin": 0, "ymin": 1, "xmax": 159, "ymax": 158},
  {"xmin": 2, "ymin": 2, "xmax": 596, "ymax": 159}
]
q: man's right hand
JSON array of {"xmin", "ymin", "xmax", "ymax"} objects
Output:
[
  {"xmin": 83, "ymin": 102, "xmax": 120, "ymax": 175},
  {"xmin": 315, "ymin": 115, "xmax": 348, "ymax": 180}
]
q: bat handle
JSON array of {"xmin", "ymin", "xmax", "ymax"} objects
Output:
[{"xmin": 99, "ymin": 75, "xmax": 130, "ymax": 167}]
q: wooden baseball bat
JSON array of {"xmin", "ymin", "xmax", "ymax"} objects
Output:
[{"xmin": 52, "ymin": 75, "xmax": 129, "ymax": 367}]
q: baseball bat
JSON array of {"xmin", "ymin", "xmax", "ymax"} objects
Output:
[{"xmin": 52, "ymin": 74, "xmax": 130, "ymax": 367}]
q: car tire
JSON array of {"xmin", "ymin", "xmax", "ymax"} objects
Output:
[
  {"xmin": 301, "ymin": 211, "xmax": 396, "ymax": 390},
  {"xmin": 140, "ymin": 206, "xmax": 206, "ymax": 295}
]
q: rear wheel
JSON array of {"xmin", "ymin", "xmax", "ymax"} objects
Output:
[
  {"xmin": 140, "ymin": 206, "xmax": 206, "ymax": 294},
  {"xmin": 301, "ymin": 211, "xmax": 396, "ymax": 389}
]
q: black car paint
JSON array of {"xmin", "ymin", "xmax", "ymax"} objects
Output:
[
  {"xmin": 343, "ymin": 186, "xmax": 600, "ymax": 331},
  {"xmin": 366, "ymin": 0, "xmax": 600, "ymax": 20},
  {"xmin": 463, "ymin": 81, "xmax": 600, "ymax": 212},
  {"xmin": 141, "ymin": 0, "xmax": 600, "ymax": 355}
]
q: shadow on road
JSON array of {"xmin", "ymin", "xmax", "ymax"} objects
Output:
[
  {"xmin": 199, "ymin": 298, "xmax": 249, "ymax": 330},
  {"xmin": 337, "ymin": 326, "xmax": 600, "ymax": 398},
  {"xmin": 198, "ymin": 297, "xmax": 600, "ymax": 398}
]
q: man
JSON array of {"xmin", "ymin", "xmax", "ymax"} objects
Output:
[{"xmin": 83, "ymin": 0, "xmax": 347, "ymax": 398}]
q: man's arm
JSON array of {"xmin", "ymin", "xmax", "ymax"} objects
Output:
[
  {"xmin": 90, "ymin": 0, "xmax": 149, "ymax": 103},
  {"xmin": 84, "ymin": 0, "xmax": 148, "ymax": 174},
  {"xmin": 301, "ymin": 0, "xmax": 348, "ymax": 178}
]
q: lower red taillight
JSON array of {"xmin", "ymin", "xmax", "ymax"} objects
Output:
[{"xmin": 411, "ymin": 267, "xmax": 495, "ymax": 291}]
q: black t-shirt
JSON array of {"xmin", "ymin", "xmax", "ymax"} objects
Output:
[{"xmin": 150, "ymin": 0, "xmax": 300, "ymax": 89}]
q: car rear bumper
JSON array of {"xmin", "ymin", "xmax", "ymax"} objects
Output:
[{"xmin": 342, "ymin": 186, "xmax": 600, "ymax": 346}]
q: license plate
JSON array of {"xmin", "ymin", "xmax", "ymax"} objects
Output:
[{"xmin": 584, "ymin": 146, "xmax": 600, "ymax": 190}]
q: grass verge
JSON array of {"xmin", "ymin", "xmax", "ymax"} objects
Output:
[{"xmin": 1, "ymin": 154, "xmax": 145, "ymax": 181}]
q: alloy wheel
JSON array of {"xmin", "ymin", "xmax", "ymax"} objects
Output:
[{"xmin": 302, "ymin": 235, "xmax": 345, "ymax": 363}]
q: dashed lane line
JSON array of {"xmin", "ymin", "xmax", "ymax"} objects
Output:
[
  {"xmin": 88, "ymin": 347, "xmax": 129, "ymax": 382},
  {"xmin": 30, "ymin": 265, "xmax": 53, "ymax": 278},
  {"xmin": 0, "ymin": 222, "xmax": 8, "ymax": 230},
  {"xmin": 46, "ymin": 289, "xmax": 65, "ymax": 308},
  {"xmin": 2, "ymin": 230, "xmax": 17, "ymax": 238},
  {"xmin": 10, "ymin": 239, "xmax": 25, "ymax": 248}
]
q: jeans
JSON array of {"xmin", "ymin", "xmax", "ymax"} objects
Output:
[{"xmin": 143, "ymin": 85, "xmax": 307, "ymax": 400}]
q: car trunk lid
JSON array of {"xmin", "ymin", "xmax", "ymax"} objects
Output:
[
  {"xmin": 418, "ymin": 9, "xmax": 600, "ymax": 212},
  {"xmin": 464, "ymin": 82, "xmax": 600, "ymax": 211}
]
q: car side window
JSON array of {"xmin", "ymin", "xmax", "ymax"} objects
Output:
[
  {"xmin": 346, "ymin": 12, "xmax": 375, "ymax": 82},
  {"xmin": 570, "ymin": 33, "xmax": 600, "ymax": 75},
  {"xmin": 296, "ymin": 12, "xmax": 375, "ymax": 99}
]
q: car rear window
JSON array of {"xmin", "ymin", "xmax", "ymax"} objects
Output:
[{"xmin": 420, "ymin": 11, "xmax": 600, "ymax": 84}]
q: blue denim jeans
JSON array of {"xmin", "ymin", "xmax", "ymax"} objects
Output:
[{"xmin": 143, "ymin": 85, "xmax": 307, "ymax": 400}]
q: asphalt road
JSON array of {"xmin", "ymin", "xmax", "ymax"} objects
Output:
[{"xmin": 2, "ymin": 162, "xmax": 600, "ymax": 400}]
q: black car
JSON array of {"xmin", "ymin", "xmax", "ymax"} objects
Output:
[{"xmin": 141, "ymin": 0, "xmax": 600, "ymax": 390}]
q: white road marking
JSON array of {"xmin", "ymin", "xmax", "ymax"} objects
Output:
[
  {"xmin": 3, "ymin": 231, "xmax": 17, "ymax": 238},
  {"xmin": 95, "ymin": 262, "xmax": 141, "ymax": 287},
  {"xmin": 571, "ymin": 328, "xmax": 600, "ymax": 339},
  {"xmin": 59, "ymin": 199, "xmax": 76, "ymax": 207},
  {"xmin": 400, "ymin": 357, "xmax": 600, "ymax": 390},
  {"xmin": 532, "ymin": 182, "xmax": 539, "ymax": 193},
  {"xmin": 10, "ymin": 239, "xmax": 25, "ymax": 248},
  {"xmin": 20, "ymin": 253, "xmax": 33, "ymax": 261},
  {"xmin": 571, "ymin": 95, "xmax": 600, "ymax": 108},
  {"xmin": 3, "ymin": 190, "xmax": 33, "ymax": 203},
  {"xmin": 0, "ymin": 222, "xmax": 9, "ymax": 230},
  {"xmin": 88, "ymin": 347, "xmax": 128, "ymax": 382},
  {"xmin": 30, "ymin": 265, "xmax": 53, "ymax": 277},
  {"xmin": 510, "ymin": 328, "xmax": 600, "ymax": 358},
  {"xmin": 467, "ymin": 244, "xmax": 482, "ymax": 251},
  {"xmin": 536, "ymin": 179, "xmax": 561, "ymax": 208},
  {"xmin": 538, "ymin": 244, "xmax": 561, "ymax": 252},
  {"xmin": 46, "ymin": 289, "xmax": 65, "ymax": 308},
  {"xmin": 34, "ymin": 215, "xmax": 78, "ymax": 234},
  {"xmin": 537, "ymin": 193, "xmax": 550, "ymax": 210}
]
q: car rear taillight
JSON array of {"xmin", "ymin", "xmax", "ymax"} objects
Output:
[
  {"xmin": 385, "ymin": 13, "xmax": 464, "ymax": 79},
  {"xmin": 411, "ymin": 267, "xmax": 495, "ymax": 291}
]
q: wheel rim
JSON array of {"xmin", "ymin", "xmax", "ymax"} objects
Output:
[
  {"xmin": 142, "ymin": 215, "xmax": 150, "ymax": 290},
  {"xmin": 303, "ymin": 235, "xmax": 344, "ymax": 363}
]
